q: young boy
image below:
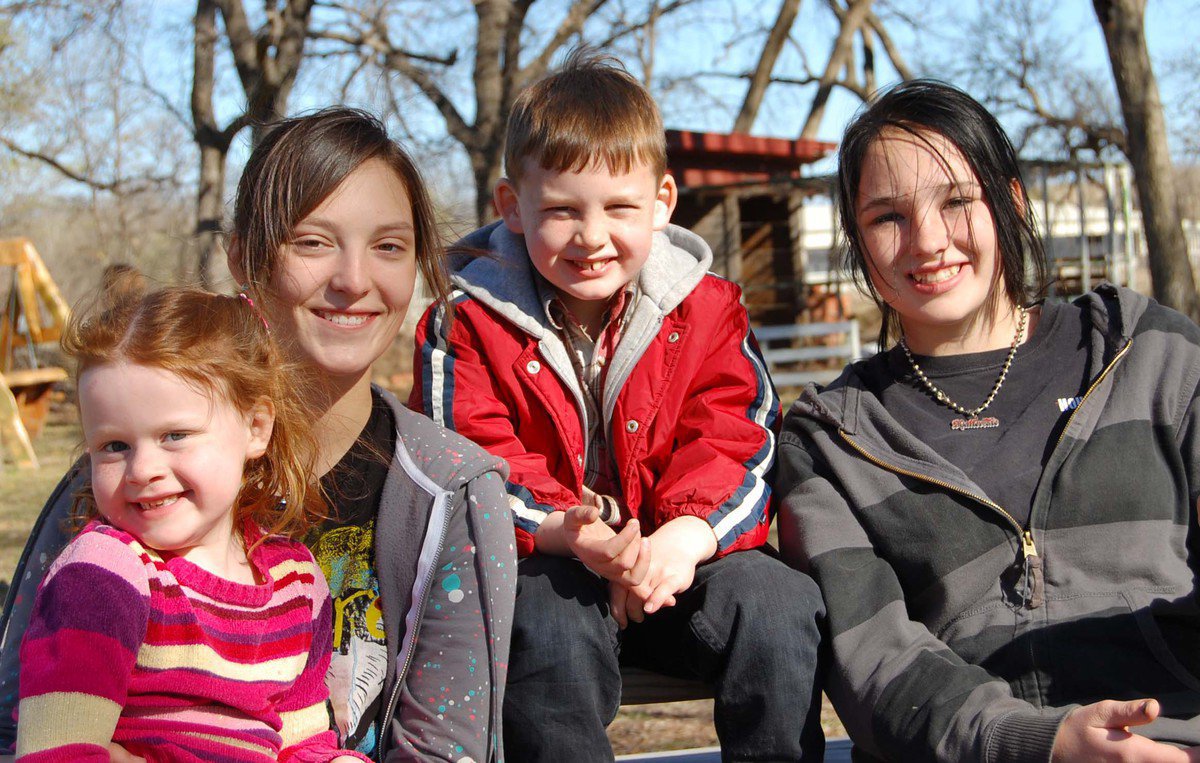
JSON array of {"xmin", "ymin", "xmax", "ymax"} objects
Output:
[{"xmin": 411, "ymin": 50, "xmax": 825, "ymax": 762}]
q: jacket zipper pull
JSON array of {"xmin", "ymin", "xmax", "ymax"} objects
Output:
[
  {"xmin": 1022, "ymin": 530, "xmax": 1044, "ymax": 609},
  {"xmin": 1021, "ymin": 530, "xmax": 1038, "ymax": 558}
]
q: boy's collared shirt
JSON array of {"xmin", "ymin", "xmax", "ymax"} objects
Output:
[{"xmin": 536, "ymin": 273, "xmax": 634, "ymax": 524}]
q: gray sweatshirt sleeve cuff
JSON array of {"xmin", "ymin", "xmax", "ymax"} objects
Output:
[{"xmin": 985, "ymin": 707, "xmax": 1073, "ymax": 763}]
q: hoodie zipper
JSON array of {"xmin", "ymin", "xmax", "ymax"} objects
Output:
[
  {"xmin": 377, "ymin": 490, "xmax": 454, "ymax": 760},
  {"xmin": 1051, "ymin": 338, "xmax": 1132, "ymax": 451},
  {"xmin": 835, "ymin": 336, "xmax": 1132, "ymax": 610},
  {"xmin": 838, "ymin": 430, "xmax": 1046, "ymax": 607},
  {"xmin": 837, "ymin": 431, "xmax": 1032, "ymax": 550}
]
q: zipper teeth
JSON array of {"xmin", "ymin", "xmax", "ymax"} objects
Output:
[
  {"xmin": 838, "ymin": 429, "xmax": 1025, "ymax": 537},
  {"xmin": 1053, "ymin": 338, "xmax": 1132, "ymax": 451},
  {"xmin": 381, "ymin": 494, "xmax": 454, "ymax": 757},
  {"xmin": 834, "ymin": 336, "xmax": 1133, "ymax": 559}
]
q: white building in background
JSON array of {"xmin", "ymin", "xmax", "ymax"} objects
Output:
[
  {"xmin": 673, "ymin": 145, "xmax": 1200, "ymax": 331},
  {"xmin": 778, "ymin": 161, "xmax": 1200, "ymax": 299}
]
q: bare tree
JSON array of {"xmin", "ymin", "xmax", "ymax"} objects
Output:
[
  {"xmin": 732, "ymin": 0, "xmax": 803, "ymax": 133},
  {"xmin": 0, "ymin": 3, "xmax": 181, "ymax": 195},
  {"xmin": 190, "ymin": 0, "xmax": 316, "ymax": 288},
  {"xmin": 1093, "ymin": 0, "xmax": 1199, "ymax": 320},
  {"xmin": 0, "ymin": 2, "xmax": 190, "ymax": 273},
  {"xmin": 316, "ymin": 0, "xmax": 703, "ymax": 225},
  {"xmin": 721, "ymin": 0, "xmax": 915, "ymax": 137},
  {"xmin": 1, "ymin": 2, "xmax": 320, "ymax": 287},
  {"xmin": 945, "ymin": 0, "xmax": 1124, "ymax": 158}
]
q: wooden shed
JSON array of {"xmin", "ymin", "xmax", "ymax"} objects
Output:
[{"xmin": 666, "ymin": 129, "xmax": 838, "ymax": 326}]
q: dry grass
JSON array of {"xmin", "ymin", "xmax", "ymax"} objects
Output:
[{"xmin": 0, "ymin": 403, "xmax": 81, "ymax": 583}]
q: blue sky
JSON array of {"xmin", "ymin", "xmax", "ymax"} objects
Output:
[
  {"xmin": 6, "ymin": 0, "xmax": 1196, "ymax": 210},
  {"xmin": 647, "ymin": 0, "xmax": 1193, "ymax": 144}
]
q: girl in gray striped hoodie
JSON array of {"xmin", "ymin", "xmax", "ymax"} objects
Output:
[{"xmin": 778, "ymin": 80, "xmax": 1200, "ymax": 762}]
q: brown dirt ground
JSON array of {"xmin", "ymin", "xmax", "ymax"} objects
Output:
[{"xmin": 610, "ymin": 698, "xmax": 846, "ymax": 755}]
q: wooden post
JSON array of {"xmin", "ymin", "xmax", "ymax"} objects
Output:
[
  {"xmin": 1120, "ymin": 164, "xmax": 1137, "ymax": 291},
  {"xmin": 0, "ymin": 381, "xmax": 38, "ymax": 469},
  {"xmin": 723, "ymin": 194, "xmax": 743, "ymax": 285},
  {"xmin": 1077, "ymin": 164, "xmax": 1091, "ymax": 293},
  {"xmin": 789, "ymin": 188, "xmax": 808, "ymax": 321},
  {"xmin": 1103, "ymin": 163, "xmax": 1120, "ymax": 286},
  {"xmin": 1042, "ymin": 165, "xmax": 1056, "ymax": 297}
]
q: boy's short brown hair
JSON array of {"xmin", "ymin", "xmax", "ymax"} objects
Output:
[{"xmin": 504, "ymin": 47, "xmax": 666, "ymax": 184}]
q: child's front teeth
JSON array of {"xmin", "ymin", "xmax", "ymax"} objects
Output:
[{"xmin": 141, "ymin": 496, "xmax": 178, "ymax": 510}]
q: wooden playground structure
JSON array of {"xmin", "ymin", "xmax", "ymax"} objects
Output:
[{"xmin": 0, "ymin": 239, "xmax": 70, "ymax": 469}]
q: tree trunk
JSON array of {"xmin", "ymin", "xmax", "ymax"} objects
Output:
[
  {"xmin": 800, "ymin": 0, "xmax": 873, "ymax": 139},
  {"xmin": 195, "ymin": 141, "xmax": 227, "ymax": 289},
  {"xmin": 1094, "ymin": 0, "xmax": 1200, "ymax": 320},
  {"xmin": 733, "ymin": 0, "xmax": 802, "ymax": 133},
  {"xmin": 473, "ymin": 149, "xmax": 503, "ymax": 225},
  {"xmin": 470, "ymin": 0, "xmax": 514, "ymax": 226},
  {"xmin": 192, "ymin": 0, "xmax": 223, "ymax": 289}
]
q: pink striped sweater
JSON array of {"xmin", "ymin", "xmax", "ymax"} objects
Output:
[{"xmin": 15, "ymin": 521, "xmax": 370, "ymax": 762}]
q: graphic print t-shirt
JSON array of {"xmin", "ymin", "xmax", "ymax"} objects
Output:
[{"xmin": 306, "ymin": 389, "xmax": 396, "ymax": 755}]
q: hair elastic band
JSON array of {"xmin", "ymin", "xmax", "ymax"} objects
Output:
[{"xmin": 238, "ymin": 291, "xmax": 270, "ymax": 332}]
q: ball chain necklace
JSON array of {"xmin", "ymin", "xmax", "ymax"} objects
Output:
[{"xmin": 898, "ymin": 306, "xmax": 1028, "ymax": 432}]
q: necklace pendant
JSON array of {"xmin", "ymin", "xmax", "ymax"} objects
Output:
[
  {"xmin": 951, "ymin": 415, "xmax": 1000, "ymax": 431},
  {"xmin": 901, "ymin": 306, "xmax": 1028, "ymax": 428}
]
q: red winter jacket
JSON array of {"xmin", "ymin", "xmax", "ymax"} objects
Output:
[{"xmin": 410, "ymin": 222, "xmax": 781, "ymax": 558}]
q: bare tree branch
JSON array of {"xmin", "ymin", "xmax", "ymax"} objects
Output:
[
  {"xmin": 860, "ymin": 23, "xmax": 876, "ymax": 96},
  {"xmin": 1011, "ymin": 64, "xmax": 1126, "ymax": 153},
  {"xmin": 587, "ymin": 0, "xmax": 697, "ymax": 51},
  {"xmin": 312, "ymin": 28, "xmax": 458, "ymax": 66},
  {"xmin": 520, "ymin": 0, "xmax": 606, "ymax": 86},
  {"xmin": 211, "ymin": 0, "xmax": 257, "ymax": 94},
  {"xmin": 0, "ymin": 134, "xmax": 175, "ymax": 192},
  {"xmin": 126, "ymin": 52, "xmax": 191, "ymax": 132},
  {"xmin": 733, "ymin": 0, "xmax": 802, "ymax": 133},
  {"xmin": 865, "ymin": 11, "xmax": 911, "ymax": 80},
  {"xmin": 800, "ymin": 0, "xmax": 873, "ymax": 138},
  {"xmin": 380, "ymin": 47, "xmax": 473, "ymax": 146}
]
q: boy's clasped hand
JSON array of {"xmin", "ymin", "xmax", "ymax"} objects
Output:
[{"xmin": 561, "ymin": 503, "xmax": 719, "ymax": 627}]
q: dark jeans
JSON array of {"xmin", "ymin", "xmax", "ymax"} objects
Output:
[{"xmin": 503, "ymin": 549, "xmax": 826, "ymax": 763}]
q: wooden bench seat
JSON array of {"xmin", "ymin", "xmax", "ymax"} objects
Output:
[
  {"xmin": 2, "ymin": 367, "xmax": 67, "ymax": 389},
  {"xmin": 1, "ymin": 365, "xmax": 67, "ymax": 465},
  {"xmin": 620, "ymin": 666, "xmax": 712, "ymax": 705}
]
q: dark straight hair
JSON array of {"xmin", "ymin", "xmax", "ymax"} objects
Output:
[
  {"xmin": 836, "ymin": 79, "xmax": 1047, "ymax": 348},
  {"xmin": 229, "ymin": 107, "xmax": 451, "ymax": 313}
]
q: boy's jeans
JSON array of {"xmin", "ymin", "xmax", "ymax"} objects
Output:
[{"xmin": 502, "ymin": 548, "xmax": 826, "ymax": 762}]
